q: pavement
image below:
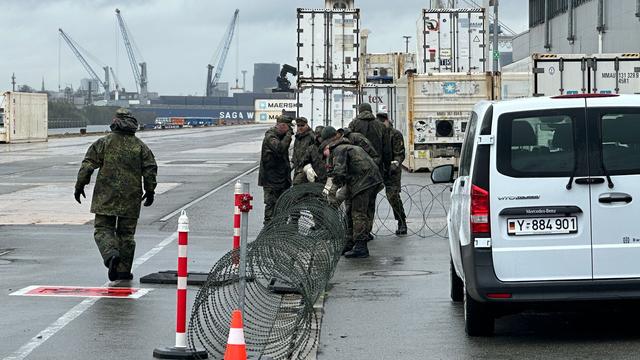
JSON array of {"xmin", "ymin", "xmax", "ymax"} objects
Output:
[{"xmin": 3, "ymin": 126, "xmax": 640, "ymax": 360}]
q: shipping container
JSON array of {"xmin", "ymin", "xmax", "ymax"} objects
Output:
[
  {"xmin": 396, "ymin": 72, "xmax": 496, "ymax": 171},
  {"xmin": 254, "ymin": 99, "xmax": 298, "ymax": 123},
  {"xmin": 359, "ymin": 84, "xmax": 397, "ymax": 120},
  {"xmin": 417, "ymin": 8, "xmax": 487, "ymax": 74},
  {"xmin": 0, "ymin": 92, "xmax": 48, "ymax": 143},
  {"xmin": 297, "ymin": 8, "xmax": 360, "ymax": 84},
  {"xmin": 501, "ymin": 53, "xmax": 640, "ymax": 99},
  {"xmin": 297, "ymin": 84, "xmax": 358, "ymax": 129}
]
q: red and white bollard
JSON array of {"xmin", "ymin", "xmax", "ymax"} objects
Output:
[
  {"xmin": 153, "ymin": 210, "xmax": 208, "ymax": 359},
  {"xmin": 233, "ymin": 182, "xmax": 242, "ymax": 254},
  {"xmin": 176, "ymin": 210, "xmax": 189, "ymax": 348}
]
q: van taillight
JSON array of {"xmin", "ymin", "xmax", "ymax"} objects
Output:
[{"xmin": 471, "ymin": 185, "xmax": 490, "ymax": 233}]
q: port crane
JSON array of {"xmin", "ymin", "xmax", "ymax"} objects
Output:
[
  {"xmin": 58, "ymin": 28, "xmax": 110, "ymax": 101},
  {"xmin": 206, "ymin": 9, "xmax": 239, "ymax": 96},
  {"xmin": 115, "ymin": 8, "xmax": 148, "ymax": 100}
]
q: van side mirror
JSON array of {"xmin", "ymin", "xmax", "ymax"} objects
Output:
[{"xmin": 431, "ymin": 165, "xmax": 455, "ymax": 184}]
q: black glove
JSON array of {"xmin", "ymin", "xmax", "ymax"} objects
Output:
[
  {"xmin": 141, "ymin": 192, "xmax": 154, "ymax": 207},
  {"xmin": 74, "ymin": 187, "xmax": 86, "ymax": 204}
]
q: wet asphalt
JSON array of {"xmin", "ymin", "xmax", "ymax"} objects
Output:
[{"xmin": 2, "ymin": 127, "xmax": 640, "ymax": 359}]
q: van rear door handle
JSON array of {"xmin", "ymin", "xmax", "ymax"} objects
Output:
[
  {"xmin": 575, "ymin": 177, "xmax": 605, "ymax": 185},
  {"xmin": 599, "ymin": 193, "xmax": 632, "ymax": 204}
]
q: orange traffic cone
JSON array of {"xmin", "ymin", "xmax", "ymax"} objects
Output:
[{"xmin": 224, "ymin": 310, "xmax": 247, "ymax": 360}]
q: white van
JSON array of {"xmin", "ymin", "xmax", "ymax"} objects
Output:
[{"xmin": 432, "ymin": 94, "xmax": 640, "ymax": 336}]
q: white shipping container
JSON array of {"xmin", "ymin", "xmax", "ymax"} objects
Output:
[
  {"xmin": 417, "ymin": 8, "xmax": 486, "ymax": 74},
  {"xmin": 254, "ymin": 99, "xmax": 298, "ymax": 123},
  {"xmin": 359, "ymin": 85, "xmax": 397, "ymax": 120},
  {"xmin": 396, "ymin": 73, "xmax": 495, "ymax": 171},
  {"xmin": 501, "ymin": 53, "xmax": 640, "ymax": 99},
  {"xmin": 297, "ymin": 85, "xmax": 357, "ymax": 129},
  {"xmin": 297, "ymin": 8, "xmax": 360, "ymax": 83},
  {"xmin": 0, "ymin": 92, "xmax": 48, "ymax": 143}
]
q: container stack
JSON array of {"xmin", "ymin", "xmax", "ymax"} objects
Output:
[
  {"xmin": 396, "ymin": 7, "xmax": 499, "ymax": 172},
  {"xmin": 295, "ymin": 7, "xmax": 360, "ymax": 129}
]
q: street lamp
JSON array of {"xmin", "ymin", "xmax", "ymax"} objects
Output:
[{"xmin": 402, "ymin": 36, "xmax": 412, "ymax": 54}]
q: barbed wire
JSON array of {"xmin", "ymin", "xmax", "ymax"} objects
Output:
[
  {"xmin": 373, "ymin": 184, "xmax": 451, "ymax": 239},
  {"xmin": 188, "ymin": 183, "xmax": 346, "ymax": 359}
]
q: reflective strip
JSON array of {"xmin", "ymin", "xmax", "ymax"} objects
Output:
[
  {"xmin": 234, "ymin": 207, "xmax": 241, "ymax": 215},
  {"xmin": 178, "ymin": 224, "xmax": 189, "ymax": 232},
  {"xmin": 227, "ymin": 328, "xmax": 245, "ymax": 345},
  {"xmin": 234, "ymin": 228, "xmax": 240, "ymax": 237},
  {"xmin": 493, "ymin": 245, "xmax": 591, "ymax": 252},
  {"xmin": 175, "ymin": 332, "xmax": 187, "ymax": 348},
  {"xmin": 177, "ymin": 277, "xmax": 187, "ymax": 290},
  {"xmin": 178, "ymin": 245, "xmax": 187, "ymax": 258}
]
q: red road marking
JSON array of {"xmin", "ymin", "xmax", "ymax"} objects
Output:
[{"xmin": 10, "ymin": 285, "xmax": 150, "ymax": 299}]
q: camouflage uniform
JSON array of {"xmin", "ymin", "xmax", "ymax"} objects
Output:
[
  {"xmin": 291, "ymin": 127, "xmax": 316, "ymax": 185},
  {"xmin": 347, "ymin": 103, "xmax": 388, "ymax": 169},
  {"xmin": 384, "ymin": 126, "xmax": 407, "ymax": 231},
  {"xmin": 75, "ymin": 109, "xmax": 157, "ymax": 278},
  {"xmin": 258, "ymin": 117, "xmax": 293, "ymax": 224},
  {"xmin": 327, "ymin": 138, "xmax": 383, "ymax": 258},
  {"xmin": 298, "ymin": 130, "xmax": 328, "ymax": 184}
]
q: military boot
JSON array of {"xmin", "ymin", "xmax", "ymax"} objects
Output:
[
  {"xmin": 117, "ymin": 272, "xmax": 134, "ymax": 281},
  {"xmin": 107, "ymin": 255, "xmax": 120, "ymax": 281},
  {"xmin": 396, "ymin": 218, "xmax": 408, "ymax": 235},
  {"xmin": 342, "ymin": 238, "xmax": 355, "ymax": 255},
  {"xmin": 344, "ymin": 241, "xmax": 369, "ymax": 258}
]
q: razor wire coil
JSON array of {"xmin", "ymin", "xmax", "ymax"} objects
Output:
[{"xmin": 188, "ymin": 183, "xmax": 346, "ymax": 360}]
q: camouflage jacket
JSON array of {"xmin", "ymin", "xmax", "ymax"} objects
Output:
[
  {"xmin": 347, "ymin": 110, "xmax": 388, "ymax": 164},
  {"xmin": 327, "ymin": 139, "xmax": 382, "ymax": 196},
  {"xmin": 346, "ymin": 132, "xmax": 380, "ymax": 165},
  {"xmin": 75, "ymin": 129, "xmax": 157, "ymax": 219},
  {"xmin": 384, "ymin": 127, "xmax": 406, "ymax": 182},
  {"xmin": 258, "ymin": 127, "xmax": 292, "ymax": 189},
  {"xmin": 291, "ymin": 129, "xmax": 315, "ymax": 171},
  {"xmin": 298, "ymin": 141, "xmax": 328, "ymax": 184}
]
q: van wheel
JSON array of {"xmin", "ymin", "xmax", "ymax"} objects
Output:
[
  {"xmin": 464, "ymin": 290, "xmax": 495, "ymax": 336},
  {"xmin": 450, "ymin": 260, "xmax": 464, "ymax": 302}
]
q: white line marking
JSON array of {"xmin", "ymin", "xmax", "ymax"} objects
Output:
[
  {"xmin": 3, "ymin": 233, "xmax": 176, "ymax": 360},
  {"xmin": 159, "ymin": 164, "xmax": 259, "ymax": 222}
]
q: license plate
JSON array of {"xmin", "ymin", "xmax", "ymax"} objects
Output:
[{"xmin": 507, "ymin": 216, "xmax": 578, "ymax": 236}]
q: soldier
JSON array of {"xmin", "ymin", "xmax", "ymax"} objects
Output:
[
  {"xmin": 74, "ymin": 108, "xmax": 157, "ymax": 282},
  {"xmin": 291, "ymin": 117, "xmax": 317, "ymax": 185},
  {"xmin": 338, "ymin": 127, "xmax": 380, "ymax": 166},
  {"xmin": 258, "ymin": 115, "xmax": 293, "ymax": 224},
  {"xmin": 321, "ymin": 130, "xmax": 383, "ymax": 258},
  {"xmin": 377, "ymin": 112, "xmax": 407, "ymax": 235},
  {"xmin": 348, "ymin": 103, "xmax": 388, "ymax": 167},
  {"xmin": 297, "ymin": 125, "xmax": 327, "ymax": 184}
]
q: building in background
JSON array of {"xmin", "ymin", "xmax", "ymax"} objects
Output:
[
  {"xmin": 253, "ymin": 63, "xmax": 280, "ymax": 93},
  {"xmin": 513, "ymin": 0, "xmax": 640, "ymax": 61}
]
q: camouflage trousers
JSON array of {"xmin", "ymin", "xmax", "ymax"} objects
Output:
[
  {"xmin": 345, "ymin": 187, "xmax": 378, "ymax": 241},
  {"xmin": 263, "ymin": 187, "xmax": 288, "ymax": 225},
  {"xmin": 350, "ymin": 187, "xmax": 376, "ymax": 243},
  {"xmin": 385, "ymin": 185, "xmax": 406, "ymax": 222},
  {"xmin": 94, "ymin": 214, "xmax": 138, "ymax": 273}
]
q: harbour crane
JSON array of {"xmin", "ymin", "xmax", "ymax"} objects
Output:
[
  {"xmin": 115, "ymin": 8, "xmax": 148, "ymax": 100},
  {"xmin": 109, "ymin": 67, "xmax": 122, "ymax": 99},
  {"xmin": 58, "ymin": 28, "xmax": 110, "ymax": 101},
  {"xmin": 206, "ymin": 9, "xmax": 239, "ymax": 96}
]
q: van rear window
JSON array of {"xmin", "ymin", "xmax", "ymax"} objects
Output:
[
  {"xmin": 600, "ymin": 111, "xmax": 640, "ymax": 175},
  {"xmin": 497, "ymin": 109, "xmax": 586, "ymax": 178}
]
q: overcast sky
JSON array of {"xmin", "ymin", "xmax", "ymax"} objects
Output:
[{"xmin": 1, "ymin": 0, "xmax": 528, "ymax": 96}]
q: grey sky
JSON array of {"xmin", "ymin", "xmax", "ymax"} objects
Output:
[{"xmin": 1, "ymin": 0, "xmax": 528, "ymax": 96}]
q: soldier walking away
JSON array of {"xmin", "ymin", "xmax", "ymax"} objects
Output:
[
  {"xmin": 74, "ymin": 108, "xmax": 157, "ymax": 282},
  {"xmin": 258, "ymin": 115, "xmax": 293, "ymax": 224},
  {"xmin": 291, "ymin": 117, "xmax": 317, "ymax": 185},
  {"xmin": 321, "ymin": 128, "xmax": 383, "ymax": 258},
  {"xmin": 377, "ymin": 112, "xmax": 407, "ymax": 235}
]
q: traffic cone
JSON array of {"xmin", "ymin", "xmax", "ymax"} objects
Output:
[{"xmin": 224, "ymin": 310, "xmax": 247, "ymax": 360}]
